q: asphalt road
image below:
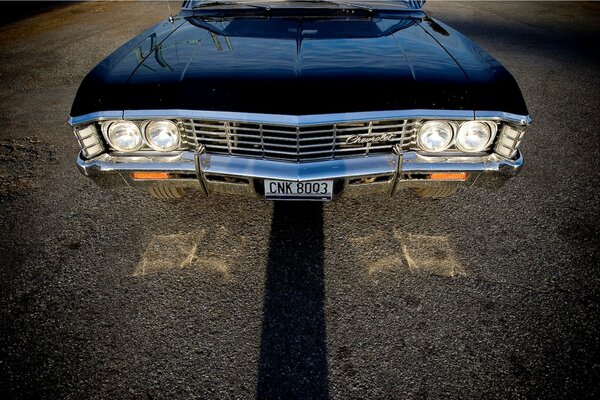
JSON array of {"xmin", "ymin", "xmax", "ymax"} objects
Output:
[{"xmin": 1, "ymin": 1, "xmax": 599, "ymax": 399}]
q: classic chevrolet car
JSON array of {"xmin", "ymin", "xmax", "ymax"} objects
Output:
[{"xmin": 69, "ymin": 0, "xmax": 530, "ymax": 200}]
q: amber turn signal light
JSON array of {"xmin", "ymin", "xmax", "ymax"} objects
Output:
[
  {"xmin": 428, "ymin": 172, "xmax": 469, "ymax": 181},
  {"xmin": 130, "ymin": 172, "xmax": 171, "ymax": 180}
]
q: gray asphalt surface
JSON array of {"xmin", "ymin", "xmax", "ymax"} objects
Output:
[{"xmin": 1, "ymin": 1, "xmax": 599, "ymax": 399}]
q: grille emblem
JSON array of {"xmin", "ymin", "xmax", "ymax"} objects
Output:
[{"xmin": 345, "ymin": 133, "xmax": 395, "ymax": 145}]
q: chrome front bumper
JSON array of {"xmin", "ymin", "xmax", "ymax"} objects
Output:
[{"xmin": 76, "ymin": 151, "xmax": 523, "ymax": 198}]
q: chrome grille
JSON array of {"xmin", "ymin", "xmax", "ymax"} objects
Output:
[{"xmin": 182, "ymin": 119, "xmax": 416, "ymax": 162}]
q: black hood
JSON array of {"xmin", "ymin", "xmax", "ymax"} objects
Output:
[{"xmin": 70, "ymin": 12, "xmax": 528, "ymax": 117}]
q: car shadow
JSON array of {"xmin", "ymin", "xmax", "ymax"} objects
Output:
[{"xmin": 257, "ymin": 202, "xmax": 329, "ymax": 400}]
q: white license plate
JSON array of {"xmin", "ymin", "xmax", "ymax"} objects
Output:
[{"xmin": 265, "ymin": 179, "xmax": 333, "ymax": 201}]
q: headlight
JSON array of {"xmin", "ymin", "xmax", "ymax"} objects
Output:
[
  {"xmin": 456, "ymin": 121, "xmax": 495, "ymax": 153},
  {"xmin": 144, "ymin": 120, "xmax": 180, "ymax": 151},
  {"xmin": 107, "ymin": 121, "xmax": 143, "ymax": 152},
  {"xmin": 417, "ymin": 121, "xmax": 453, "ymax": 152},
  {"xmin": 456, "ymin": 121, "xmax": 494, "ymax": 152}
]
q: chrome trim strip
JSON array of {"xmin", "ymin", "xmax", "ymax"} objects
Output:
[
  {"xmin": 475, "ymin": 111, "xmax": 532, "ymax": 126},
  {"xmin": 69, "ymin": 109, "xmax": 476, "ymax": 126},
  {"xmin": 68, "ymin": 111, "xmax": 124, "ymax": 126},
  {"xmin": 70, "ymin": 109, "xmax": 532, "ymax": 127},
  {"xmin": 78, "ymin": 152, "xmax": 197, "ymax": 175},
  {"xmin": 199, "ymin": 153, "xmax": 399, "ymax": 181},
  {"xmin": 401, "ymin": 151, "xmax": 523, "ymax": 173},
  {"xmin": 124, "ymin": 109, "xmax": 475, "ymax": 125}
]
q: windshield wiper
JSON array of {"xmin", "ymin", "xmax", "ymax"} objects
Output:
[
  {"xmin": 192, "ymin": 1, "xmax": 271, "ymax": 11},
  {"xmin": 288, "ymin": 0, "xmax": 373, "ymax": 13}
]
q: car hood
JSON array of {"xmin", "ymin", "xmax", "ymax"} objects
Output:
[{"xmin": 70, "ymin": 15, "xmax": 528, "ymax": 117}]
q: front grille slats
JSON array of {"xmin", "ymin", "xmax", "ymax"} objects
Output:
[{"xmin": 183, "ymin": 118, "xmax": 416, "ymax": 162}]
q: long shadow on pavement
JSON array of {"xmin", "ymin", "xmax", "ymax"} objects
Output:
[{"xmin": 257, "ymin": 202, "xmax": 329, "ymax": 399}]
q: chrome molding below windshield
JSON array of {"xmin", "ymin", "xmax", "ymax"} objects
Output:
[
  {"xmin": 181, "ymin": 0, "xmax": 427, "ymax": 11},
  {"xmin": 69, "ymin": 109, "xmax": 532, "ymax": 126}
]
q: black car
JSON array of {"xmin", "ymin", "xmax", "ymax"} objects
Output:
[{"xmin": 69, "ymin": 0, "xmax": 530, "ymax": 200}]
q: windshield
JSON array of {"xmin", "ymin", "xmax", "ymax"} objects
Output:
[{"xmin": 183, "ymin": 0, "xmax": 426, "ymax": 10}]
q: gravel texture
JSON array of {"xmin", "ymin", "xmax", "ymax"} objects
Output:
[{"xmin": 0, "ymin": 1, "xmax": 599, "ymax": 399}]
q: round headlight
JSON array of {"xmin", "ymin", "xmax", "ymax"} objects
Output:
[
  {"xmin": 107, "ymin": 121, "xmax": 143, "ymax": 152},
  {"xmin": 144, "ymin": 120, "xmax": 180, "ymax": 151},
  {"xmin": 417, "ymin": 121, "xmax": 453, "ymax": 152},
  {"xmin": 456, "ymin": 121, "xmax": 493, "ymax": 152}
]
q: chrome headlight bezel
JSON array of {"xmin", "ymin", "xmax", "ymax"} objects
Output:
[
  {"xmin": 104, "ymin": 121, "xmax": 144, "ymax": 152},
  {"xmin": 416, "ymin": 121, "xmax": 454, "ymax": 152},
  {"xmin": 455, "ymin": 121, "xmax": 497, "ymax": 153},
  {"xmin": 100, "ymin": 119, "xmax": 184, "ymax": 153},
  {"xmin": 143, "ymin": 120, "xmax": 181, "ymax": 152},
  {"xmin": 415, "ymin": 119, "xmax": 499, "ymax": 154}
]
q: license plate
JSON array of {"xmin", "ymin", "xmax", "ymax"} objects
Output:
[{"xmin": 264, "ymin": 179, "xmax": 333, "ymax": 201}]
